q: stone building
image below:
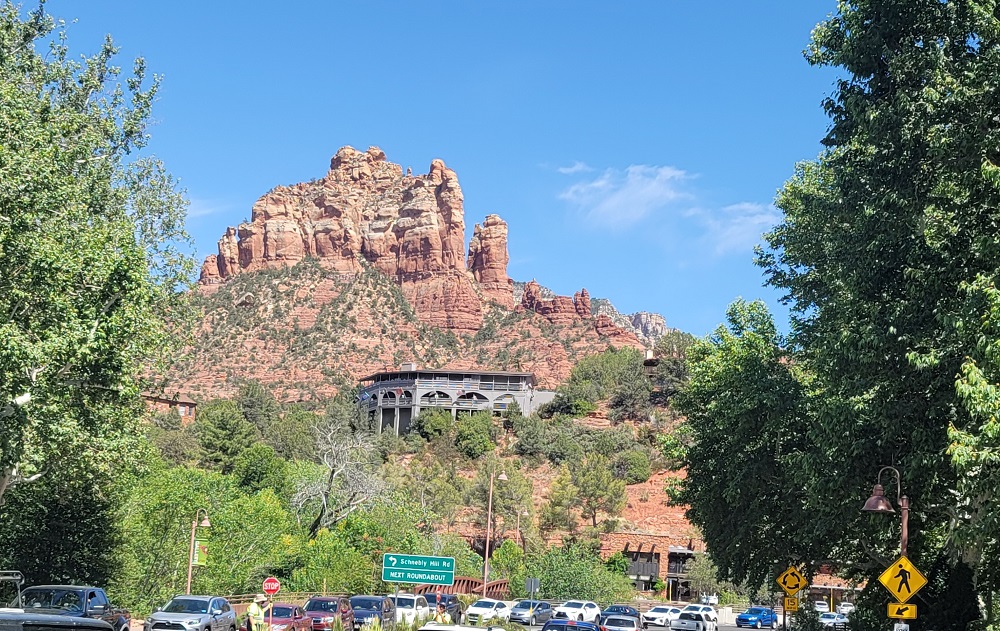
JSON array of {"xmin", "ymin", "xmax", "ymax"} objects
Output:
[
  {"xmin": 143, "ymin": 392, "xmax": 197, "ymax": 422},
  {"xmin": 358, "ymin": 364, "xmax": 556, "ymax": 435}
]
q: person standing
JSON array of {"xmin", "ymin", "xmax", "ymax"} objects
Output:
[
  {"xmin": 433, "ymin": 603, "xmax": 452, "ymax": 624},
  {"xmin": 247, "ymin": 595, "xmax": 271, "ymax": 631}
]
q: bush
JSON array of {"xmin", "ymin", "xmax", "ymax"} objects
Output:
[
  {"xmin": 612, "ymin": 450, "xmax": 652, "ymax": 484},
  {"xmin": 543, "ymin": 426, "xmax": 584, "ymax": 464},
  {"xmin": 413, "ymin": 409, "xmax": 453, "ymax": 440},
  {"xmin": 512, "ymin": 415, "xmax": 546, "ymax": 457},
  {"xmin": 455, "ymin": 412, "xmax": 496, "ymax": 459}
]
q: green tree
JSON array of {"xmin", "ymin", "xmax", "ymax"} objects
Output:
[
  {"xmin": 467, "ymin": 458, "xmax": 533, "ymax": 535},
  {"xmin": 526, "ymin": 543, "xmax": 634, "ymax": 601},
  {"xmin": 412, "ymin": 408, "xmax": 454, "ymax": 441},
  {"xmin": 572, "ymin": 454, "xmax": 625, "ymax": 528},
  {"xmin": 454, "ymin": 412, "xmax": 496, "ymax": 459},
  {"xmin": 675, "ymin": 300, "xmax": 814, "ymax": 588},
  {"xmin": 232, "ymin": 443, "xmax": 291, "ymax": 498},
  {"xmin": 0, "ymin": 1, "xmax": 192, "ymax": 507},
  {"xmin": 266, "ymin": 405, "xmax": 318, "ymax": 461},
  {"xmin": 237, "ymin": 380, "xmax": 281, "ymax": 435},
  {"xmin": 611, "ymin": 450, "xmax": 652, "ymax": 484},
  {"xmin": 195, "ymin": 400, "xmax": 259, "ymax": 473},
  {"xmin": 652, "ymin": 330, "xmax": 698, "ymax": 399},
  {"xmin": 540, "ymin": 465, "xmax": 579, "ymax": 534}
]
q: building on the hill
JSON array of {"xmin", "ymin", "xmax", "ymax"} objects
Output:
[
  {"xmin": 358, "ymin": 363, "xmax": 556, "ymax": 435},
  {"xmin": 143, "ymin": 392, "xmax": 198, "ymax": 422},
  {"xmin": 600, "ymin": 531, "xmax": 701, "ymax": 596}
]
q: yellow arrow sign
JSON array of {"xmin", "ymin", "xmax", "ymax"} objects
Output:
[
  {"xmin": 783, "ymin": 597, "xmax": 799, "ymax": 612},
  {"xmin": 879, "ymin": 556, "xmax": 927, "ymax": 603},
  {"xmin": 888, "ymin": 603, "xmax": 917, "ymax": 620},
  {"xmin": 777, "ymin": 566, "xmax": 808, "ymax": 595}
]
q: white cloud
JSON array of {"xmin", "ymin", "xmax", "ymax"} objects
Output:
[
  {"xmin": 558, "ymin": 164, "xmax": 690, "ymax": 228},
  {"xmin": 187, "ymin": 197, "xmax": 235, "ymax": 219},
  {"xmin": 698, "ymin": 202, "xmax": 782, "ymax": 255},
  {"xmin": 556, "ymin": 161, "xmax": 594, "ymax": 175}
]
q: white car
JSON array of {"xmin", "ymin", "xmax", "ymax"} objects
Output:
[
  {"xmin": 553, "ymin": 601, "xmax": 601, "ymax": 622},
  {"xmin": 464, "ymin": 599, "xmax": 510, "ymax": 625},
  {"xmin": 836, "ymin": 603, "xmax": 855, "ymax": 616},
  {"xmin": 643, "ymin": 606, "xmax": 682, "ymax": 627},
  {"xmin": 680, "ymin": 605, "xmax": 717, "ymax": 623},
  {"xmin": 392, "ymin": 594, "xmax": 431, "ymax": 624},
  {"xmin": 814, "ymin": 601, "xmax": 830, "ymax": 614},
  {"xmin": 670, "ymin": 612, "xmax": 716, "ymax": 631},
  {"xmin": 819, "ymin": 613, "xmax": 848, "ymax": 627}
]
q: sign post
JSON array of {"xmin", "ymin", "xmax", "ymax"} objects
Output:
[
  {"xmin": 263, "ymin": 577, "xmax": 280, "ymax": 631},
  {"xmin": 776, "ymin": 567, "xmax": 808, "ymax": 631}
]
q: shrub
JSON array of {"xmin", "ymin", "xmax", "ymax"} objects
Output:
[
  {"xmin": 612, "ymin": 450, "xmax": 652, "ymax": 484},
  {"xmin": 512, "ymin": 415, "xmax": 545, "ymax": 457},
  {"xmin": 413, "ymin": 409, "xmax": 453, "ymax": 440},
  {"xmin": 455, "ymin": 412, "xmax": 496, "ymax": 459}
]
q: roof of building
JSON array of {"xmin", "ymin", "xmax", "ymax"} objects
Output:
[{"xmin": 360, "ymin": 368, "xmax": 536, "ymax": 383}]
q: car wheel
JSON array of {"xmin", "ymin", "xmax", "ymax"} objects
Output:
[
  {"xmin": 771, "ymin": 621, "xmax": 777, "ymax": 629},
  {"xmin": 578, "ymin": 616, "xmax": 584, "ymax": 622},
  {"xmin": 530, "ymin": 617, "xmax": 536, "ymax": 626}
]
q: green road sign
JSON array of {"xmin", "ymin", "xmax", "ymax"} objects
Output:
[{"xmin": 381, "ymin": 553, "xmax": 455, "ymax": 586}]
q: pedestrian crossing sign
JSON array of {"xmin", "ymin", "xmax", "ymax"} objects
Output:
[{"xmin": 879, "ymin": 556, "xmax": 926, "ymax": 603}]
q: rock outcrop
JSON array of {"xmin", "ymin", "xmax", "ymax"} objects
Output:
[
  {"xmin": 467, "ymin": 215, "xmax": 514, "ymax": 309},
  {"xmin": 200, "ymin": 146, "xmax": 487, "ymax": 331},
  {"xmin": 591, "ymin": 297, "xmax": 669, "ymax": 346}
]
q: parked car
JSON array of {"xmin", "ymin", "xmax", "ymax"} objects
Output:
[
  {"xmin": 304, "ymin": 596, "xmax": 354, "ymax": 631},
  {"xmin": 144, "ymin": 596, "xmax": 237, "ymax": 631},
  {"xmin": 424, "ymin": 594, "xmax": 463, "ymax": 623},
  {"xmin": 464, "ymin": 599, "xmax": 510, "ymax": 625},
  {"xmin": 601, "ymin": 607, "xmax": 641, "ymax": 624},
  {"xmin": 836, "ymin": 603, "xmax": 855, "ymax": 616},
  {"xmin": 814, "ymin": 601, "xmax": 831, "ymax": 614},
  {"xmin": 642, "ymin": 606, "xmax": 682, "ymax": 628},
  {"xmin": 680, "ymin": 605, "xmax": 717, "ymax": 623},
  {"xmin": 699, "ymin": 595, "xmax": 719, "ymax": 606},
  {"xmin": 391, "ymin": 595, "xmax": 430, "ymax": 625},
  {"xmin": 735, "ymin": 607, "xmax": 777, "ymax": 629},
  {"xmin": 348, "ymin": 596, "xmax": 394, "ymax": 630},
  {"xmin": 20, "ymin": 585, "xmax": 131, "ymax": 631},
  {"xmin": 553, "ymin": 601, "xmax": 600, "ymax": 623},
  {"xmin": 603, "ymin": 616, "xmax": 642, "ymax": 631},
  {"xmin": 0, "ymin": 609, "xmax": 114, "ymax": 631},
  {"xmin": 510, "ymin": 600, "xmax": 553, "ymax": 626},
  {"xmin": 541, "ymin": 620, "xmax": 601, "ymax": 631},
  {"xmin": 669, "ymin": 612, "xmax": 715, "ymax": 631},
  {"xmin": 267, "ymin": 604, "xmax": 311, "ymax": 631},
  {"xmin": 819, "ymin": 613, "xmax": 848, "ymax": 627}
]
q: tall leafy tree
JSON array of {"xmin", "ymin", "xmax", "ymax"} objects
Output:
[
  {"xmin": 195, "ymin": 400, "xmax": 259, "ymax": 473},
  {"xmin": 0, "ymin": 2, "xmax": 192, "ymax": 505},
  {"xmin": 571, "ymin": 454, "xmax": 625, "ymax": 528}
]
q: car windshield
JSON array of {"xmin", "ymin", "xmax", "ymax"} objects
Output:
[
  {"xmin": 305, "ymin": 600, "xmax": 338, "ymax": 612},
  {"xmin": 514, "ymin": 602, "xmax": 536, "ymax": 610},
  {"xmin": 607, "ymin": 619, "xmax": 635, "ymax": 627},
  {"xmin": 746, "ymin": 609, "xmax": 764, "ymax": 615},
  {"xmin": 472, "ymin": 601, "xmax": 495, "ymax": 609},
  {"xmin": 820, "ymin": 614, "xmax": 836, "ymax": 620},
  {"xmin": 21, "ymin": 589, "xmax": 85, "ymax": 612},
  {"xmin": 163, "ymin": 598, "xmax": 211, "ymax": 614},
  {"xmin": 649, "ymin": 608, "xmax": 669, "ymax": 614},
  {"xmin": 564, "ymin": 602, "xmax": 583, "ymax": 608},
  {"xmin": 271, "ymin": 607, "xmax": 294, "ymax": 618},
  {"xmin": 351, "ymin": 599, "xmax": 381, "ymax": 611},
  {"xmin": 394, "ymin": 598, "xmax": 414, "ymax": 609},
  {"xmin": 679, "ymin": 614, "xmax": 698, "ymax": 621}
]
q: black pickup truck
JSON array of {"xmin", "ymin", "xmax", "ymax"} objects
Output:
[{"xmin": 17, "ymin": 584, "xmax": 130, "ymax": 631}]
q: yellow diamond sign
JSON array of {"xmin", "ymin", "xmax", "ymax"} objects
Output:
[
  {"xmin": 879, "ymin": 556, "xmax": 927, "ymax": 603},
  {"xmin": 777, "ymin": 566, "xmax": 808, "ymax": 595}
]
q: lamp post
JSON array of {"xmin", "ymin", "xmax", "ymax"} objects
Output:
[
  {"xmin": 861, "ymin": 466, "xmax": 910, "ymax": 556},
  {"xmin": 515, "ymin": 509, "xmax": 529, "ymax": 552},
  {"xmin": 186, "ymin": 508, "xmax": 211, "ymax": 594},
  {"xmin": 482, "ymin": 469, "xmax": 507, "ymax": 597}
]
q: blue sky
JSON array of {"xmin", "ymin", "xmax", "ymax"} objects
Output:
[{"xmin": 58, "ymin": 1, "xmax": 838, "ymax": 337}]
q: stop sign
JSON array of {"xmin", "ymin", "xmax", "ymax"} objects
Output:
[{"xmin": 262, "ymin": 577, "xmax": 281, "ymax": 596}]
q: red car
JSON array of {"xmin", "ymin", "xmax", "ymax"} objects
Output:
[
  {"xmin": 265, "ymin": 603, "xmax": 311, "ymax": 631},
  {"xmin": 304, "ymin": 597, "xmax": 354, "ymax": 631}
]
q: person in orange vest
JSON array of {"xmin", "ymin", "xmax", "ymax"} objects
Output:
[{"xmin": 246, "ymin": 595, "xmax": 271, "ymax": 631}]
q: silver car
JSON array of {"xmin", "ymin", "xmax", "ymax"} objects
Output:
[
  {"xmin": 605, "ymin": 616, "xmax": 643, "ymax": 631},
  {"xmin": 144, "ymin": 596, "xmax": 238, "ymax": 631}
]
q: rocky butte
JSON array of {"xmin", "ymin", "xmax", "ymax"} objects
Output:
[{"xmin": 199, "ymin": 146, "xmax": 644, "ymax": 340}]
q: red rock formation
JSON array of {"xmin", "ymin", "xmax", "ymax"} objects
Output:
[
  {"xmin": 199, "ymin": 146, "xmax": 499, "ymax": 332},
  {"xmin": 574, "ymin": 288, "xmax": 591, "ymax": 318},
  {"xmin": 199, "ymin": 255, "xmax": 222, "ymax": 287},
  {"xmin": 467, "ymin": 215, "xmax": 514, "ymax": 309},
  {"xmin": 594, "ymin": 314, "xmax": 643, "ymax": 345}
]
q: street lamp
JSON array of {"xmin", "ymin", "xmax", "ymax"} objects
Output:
[
  {"xmin": 861, "ymin": 466, "xmax": 910, "ymax": 556},
  {"xmin": 186, "ymin": 508, "xmax": 211, "ymax": 594},
  {"xmin": 482, "ymin": 469, "xmax": 508, "ymax": 597},
  {"xmin": 515, "ymin": 509, "xmax": 529, "ymax": 552}
]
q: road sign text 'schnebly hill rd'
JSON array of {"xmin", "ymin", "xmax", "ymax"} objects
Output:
[
  {"xmin": 777, "ymin": 567, "xmax": 807, "ymax": 596},
  {"xmin": 381, "ymin": 553, "xmax": 455, "ymax": 586},
  {"xmin": 878, "ymin": 556, "xmax": 927, "ymax": 604}
]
